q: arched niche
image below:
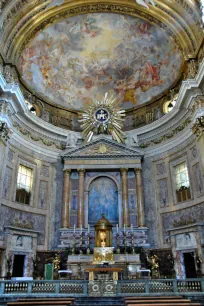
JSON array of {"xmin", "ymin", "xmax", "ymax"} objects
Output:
[{"xmin": 87, "ymin": 176, "xmax": 119, "ymax": 226}]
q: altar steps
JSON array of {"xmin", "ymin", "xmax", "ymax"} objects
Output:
[
  {"xmin": 75, "ymin": 297, "xmax": 125, "ymax": 306},
  {"xmin": 124, "ymin": 296, "xmax": 201, "ymax": 306}
]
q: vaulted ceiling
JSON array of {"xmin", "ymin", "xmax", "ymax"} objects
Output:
[{"xmin": 0, "ymin": 0, "xmax": 203, "ymax": 129}]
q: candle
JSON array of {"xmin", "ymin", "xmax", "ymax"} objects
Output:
[
  {"xmin": 124, "ymin": 224, "xmax": 126, "ymax": 233},
  {"xmin": 131, "ymin": 224, "xmax": 133, "ymax": 233},
  {"xmin": 74, "ymin": 224, "xmax": 76, "ymax": 233},
  {"xmin": 116, "ymin": 224, "xmax": 118, "ymax": 234},
  {"xmin": 88, "ymin": 224, "xmax": 90, "ymax": 233}
]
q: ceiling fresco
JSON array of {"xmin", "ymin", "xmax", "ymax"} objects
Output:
[{"xmin": 19, "ymin": 13, "xmax": 183, "ymax": 111}]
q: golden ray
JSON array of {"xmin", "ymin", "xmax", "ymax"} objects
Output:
[{"xmin": 79, "ymin": 93, "xmax": 125, "ymax": 143}]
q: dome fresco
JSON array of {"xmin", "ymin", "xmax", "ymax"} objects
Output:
[{"xmin": 19, "ymin": 13, "xmax": 183, "ymax": 111}]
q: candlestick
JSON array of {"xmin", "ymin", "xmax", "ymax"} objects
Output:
[
  {"xmin": 124, "ymin": 224, "xmax": 126, "ymax": 233},
  {"xmin": 131, "ymin": 224, "xmax": 133, "ymax": 233},
  {"xmin": 116, "ymin": 224, "xmax": 118, "ymax": 234},
  {"xmin": 72, "ymin": 233, "xmax": 76, "ymax": 255},
  {"xmin": 88, "ymin": 224, "xmax": 90, "ymax": 233},
  {"xmin": 116, "ymin": 233, "xmax": 120, "ymax": 254},
  {"xmin": 80, "ymin": 225, "xmax": 82, "ymax": 234},
  {"xmin": 74, "ymin": 224, "xmax": 76, "ymax": 233}
]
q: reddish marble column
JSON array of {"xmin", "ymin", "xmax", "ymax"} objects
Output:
[
  {"xmin": 62, "ymin": 169, "xmax": 71, "ymax": 228},
  {"xmin": 77, "ymin": 169, "xmax": 85, "ymax": 227},
  {"xmin": 135, "ymin": 168, "xmax": 145, "ymax": 227},
  {"xmin": 120, "ymin": 168, "xmax": 129, "ymax": 226}
]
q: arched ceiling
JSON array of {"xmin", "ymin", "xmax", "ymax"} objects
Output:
[{"xmin": 0, "ymin": 0, "xmax": 203, "ymax": 114}]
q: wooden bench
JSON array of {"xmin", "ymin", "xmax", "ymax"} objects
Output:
[
  {"xmin": 125, "ymin": 304, "xmax": 201, "ymax": 306},
  {"xmin": 124, "ymin": 297, "xmax": 201, "ymax": 306},
  {"xmin": 17, "ymin": 298, "xmax": 74, "ymax": 302},
  {"xmin": 125, "ymin": 300, "xmax": 193, "ymax": 304},
  {"xmin": 7, "ymin": 301, "xmax": 73, "ymax": 306},
  {"xmin": 124, "ymin": 297, "xmax": 184, "ymax": 300}
]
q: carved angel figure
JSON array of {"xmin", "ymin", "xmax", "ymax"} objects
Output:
[{"xmin": 135, "ymin": 0, "xmax": 155, "ymax": 9}]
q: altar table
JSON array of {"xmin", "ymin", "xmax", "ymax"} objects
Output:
[{"xmin": 84, "ymin": 267, "xmax": 123, "ymax": 281}]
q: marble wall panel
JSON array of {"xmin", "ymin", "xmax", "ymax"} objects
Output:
[
  {"xmin": 162, "ymin": 203, "xmax": 204, "ymax": 240},
  {"xmin": 128, "ymin": 193, "xmax": 137, "ymax": 209},
  {"xmin": 40, "ymin": 165, "xmax": 49, "ymax": 177},
  {"xmin": 156, "ymin": 162, "xmax": 166, "ymax": 175},
  {"xmin": 193, "ymin": 163, "xmax": 204, "ymax": 196},
  {"xmin": 142, "ymin": 158, "xmax": 158, "ymax": 247},
  {"xmin": 157, "ymin": 178, "xmax": 169, "ymax": 208},
  {"xmin": 49, "ymin": 160, "xmax": 63, "ymax": 248},
  {"xmin": 38, "ymin": 181, "xmax": 48, "ymax": 209},
  {"xmin": 2, "ymin": 166, "xmax": 12, "ymax": 200},
  {"xmin": 0, "ymin": 205, "xmax": 45, "ymax": 245}
]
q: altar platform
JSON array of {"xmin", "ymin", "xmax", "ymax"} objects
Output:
[{"xmin": 67, "ymin": 253, "xmax": 141, "ymax": 280}]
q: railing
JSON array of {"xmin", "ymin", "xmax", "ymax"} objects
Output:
[
  {"xmin": 117, "ymin": 279, "xmax": 204, "ymax": 295},
  {"xmin": 0, "ymin": 280, "xmax": 88, "ymax": 297},
  {"xmin": 0, "ymin": 279, "xmax": 204, "ymax": 297}
]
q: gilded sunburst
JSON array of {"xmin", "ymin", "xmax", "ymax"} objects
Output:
[{"xmin": 79, "ymin": 93, "xmax": 125, "ymax": 143}]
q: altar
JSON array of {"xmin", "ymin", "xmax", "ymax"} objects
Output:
[{"xmin": 84, "ymin": 267, "xmax": 123, "ymax": 281}]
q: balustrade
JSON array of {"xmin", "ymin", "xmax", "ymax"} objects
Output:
[{"xmin": 0, "ymin": 279, "xmax": 204, "ymax": 297}]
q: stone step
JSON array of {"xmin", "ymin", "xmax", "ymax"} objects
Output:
[
  {"xmin": 125, "ymin": 297, "xmax": 184, "ymax": 300},
  {"xmin": 125, "ymin": 300, "xmax": 192, "ymax": 304},
  {"xmin": 125, "ymin": 304, "xmax": 201, "ymax": 306}
]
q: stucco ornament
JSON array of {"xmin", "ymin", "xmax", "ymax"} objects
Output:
[
  {"xmin": 136, "ymin": 0, "xmax": 155, "ymax": 9},
  {"xmin": 66, "ymin": 132, "xmax": 80, "ymax": 147},
  {"xmin": 79, "ymin": 92, "xmax": 125, "ymax": 143},
  {"xmin": 125, "ymin": 134, "xmax": 138, "ymax": 147},
  {"xmin": 200, "ymin": 0, "xmax": 204, "ymax": 24}
]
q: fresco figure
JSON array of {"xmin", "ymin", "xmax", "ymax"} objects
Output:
[
  {"xmin": 88, "ymin": 177, "xmax": 118, "ymax": 224},
  {"xmin": 19, "ymin": 13, "xmax": 183, "ymax": 110}
]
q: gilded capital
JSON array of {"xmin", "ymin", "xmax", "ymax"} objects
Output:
[
  {"xmin": 120, "ymin": 168, "xmax": 128, "ymax": 175},
  {"xmin": 135, "ymin": 168, "xmax": 142, "ymax": 174},
  {"xmin": 77, "ymin": 169, "xmax": 86, "ymax": 175},
  {"xmin": 63, "ymin": 169, "xmax": 71, "ymax": 175}
]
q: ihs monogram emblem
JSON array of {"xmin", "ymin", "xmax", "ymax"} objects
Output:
[{"xmin": 79, "ymin": 93, "xmax": 125, "ymax": 143}]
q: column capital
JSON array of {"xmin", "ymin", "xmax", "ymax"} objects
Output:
[
  {"xmin": 77, "ymin": 169, "xmax": 86, "ymax": 175},
  {"xmin": 120, "ymin": 168, "xmax": 128, "ymax": 174},
  {"xmin": 134, "ymin": 168, "xmax": 142, "ymax": 174},
  {"xmin": 63, "ymin": 169, "xmax": 71, "ymax": 175}
]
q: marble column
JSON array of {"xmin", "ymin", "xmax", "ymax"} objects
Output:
[
  {"xmin": 120, "ymin": 168, "xmax": 129, "ymax": 226},
  {"xmin": 135, "ymin": 168, "xmax": 145, "ymax": 227},
  {"xmin": 77, "ymin": 169, "xmax": 85, "ymax": 227},
  {"xmin": 62, "ymin": 169, "xmax": 71, "ymax": 228}
]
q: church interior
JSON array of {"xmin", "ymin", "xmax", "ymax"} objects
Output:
[{"xmin": 0, "ymin": 0, "xmax": 204, "ymax": 305}]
